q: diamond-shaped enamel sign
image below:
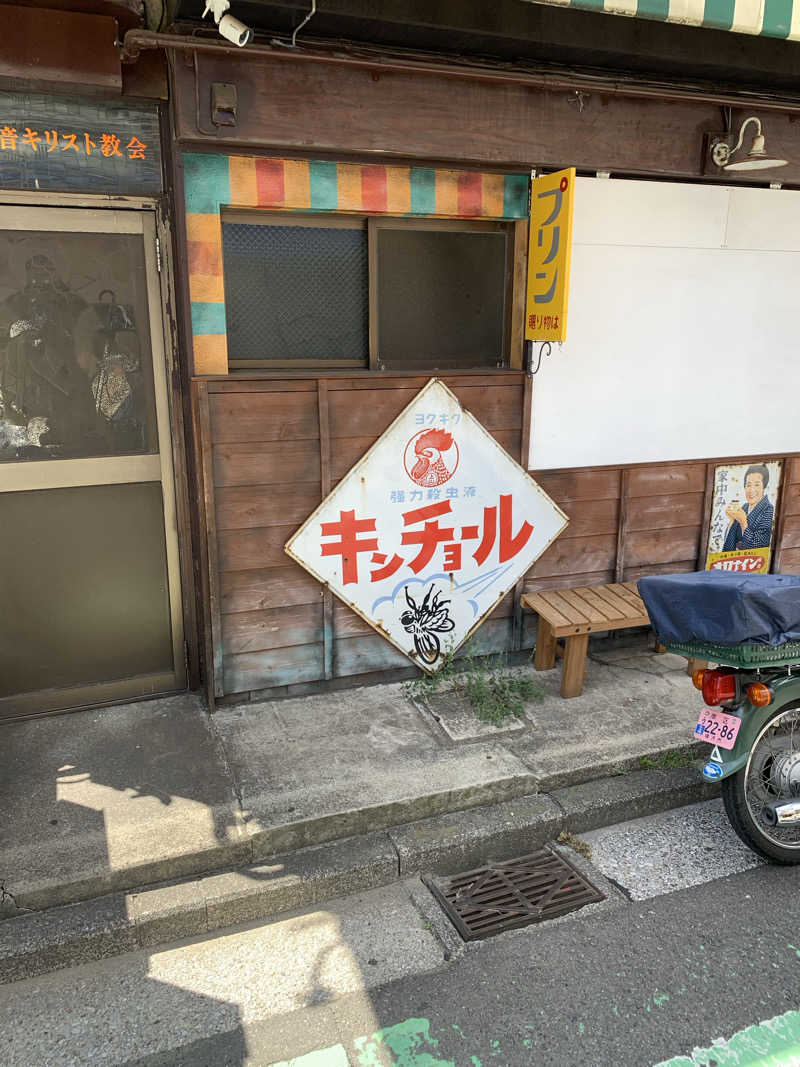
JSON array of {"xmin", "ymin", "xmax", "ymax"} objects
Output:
[{"xmin": 285, "ymin": 380, "xmax": 568, "ymax": 672}]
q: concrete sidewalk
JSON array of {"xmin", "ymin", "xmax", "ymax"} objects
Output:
[{"xmin": 0, "ymin": 637, "xmax": 711, "ymax": 923}]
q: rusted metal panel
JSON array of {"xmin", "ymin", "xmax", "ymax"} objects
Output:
[{"xmin": 0, "ymin": 6, "xmax": 120, "ymax": 91}]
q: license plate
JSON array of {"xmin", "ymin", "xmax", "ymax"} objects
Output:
[{"xmin": 694, "ymin": 708, "xmax": 742, "ymax": 750}]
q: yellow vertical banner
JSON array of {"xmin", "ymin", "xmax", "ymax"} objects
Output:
[{"xmin": 525, "ymin": 167, "xmax": 575, "ymax": 343}]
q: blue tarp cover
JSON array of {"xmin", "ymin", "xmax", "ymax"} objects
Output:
[{"xmin": 637, "ymin": 572, "xmax": 800, "ymax": 647}]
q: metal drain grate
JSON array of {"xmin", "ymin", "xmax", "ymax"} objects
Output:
[{"xmin": 429, "ymin": 847, "xmax": 605, "ymax": 941}]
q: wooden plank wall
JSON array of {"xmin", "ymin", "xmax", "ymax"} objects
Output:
[
  {"xmin": 193, "ymin": 372, "xmax": 800, "ymax": 700},
  {"xmin": 523, "ymin": 457, "xmax": 800, "ymax": 644},
  {"xmin": 194, "ymin": 372, "xmax": 525, "ymax": 699}
]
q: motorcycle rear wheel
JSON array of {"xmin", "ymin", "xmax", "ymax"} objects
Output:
[{"xmin": 722, "ymin": 702, "xmax": 800, "ymax": 864}]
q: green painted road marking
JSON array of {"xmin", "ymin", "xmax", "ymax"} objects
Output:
[
  {"xmin": 354, "ymin": 1018, "xmax": 455, "ymax": 1067},
  {"xmin": 267, "ymin": 1007, "xmax": 800, "ymax": 1067},
  {"xmin": 653, "ymin": 1009, "xmax": 800, "ymax": 1066}
]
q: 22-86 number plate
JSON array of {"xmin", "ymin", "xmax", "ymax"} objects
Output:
[{"xmin": 694, "ymin": 709, "xmax": 741, "ymax": 749}]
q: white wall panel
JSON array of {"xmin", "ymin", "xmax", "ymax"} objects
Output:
[{"xmin": 529, "ymin": 178, "xmax": 800, "ymax": 470}]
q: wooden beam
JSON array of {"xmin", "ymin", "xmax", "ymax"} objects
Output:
[
  {"xmin": 772, "ymin": 459, "xmax": 792, "ymax": 573},
  {"xmin": 614, "ymin": 469, "xmax": 629, "ymax": 583},
  {"xmin": 696, "ymin": 462, "xmax": 716, "ymax": 569},
  {"xmin": 192, "ymin": 382, "xmax": 223, "ymax": 706},
  {"xmin": 509, "ymin": 219, "xmax": 528, "ymax": 371},
  {"xmin": 173, "ymin": 56, "xmax": 800, "ymax": 183},
  {"xmin": 318, "ymin": 379, "xmax": 335, "ymax": 679},
  {"xmin": 512, "ymin": 374, "xmax": 533, "ymax": 650}
]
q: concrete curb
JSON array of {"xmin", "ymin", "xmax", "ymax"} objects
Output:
[
  {"xmin": 388, "ymin": 794, "xmax": 563, "ymax": 876},
  {"xmin": 1, "ymin": 760, "xmax": 537, "ymax": 919},
  {"xmin": 0, "ymin": 832, "xmax": 396, "ymax": 984},
  {"xmin": 0, "ymin": 835, "xmax": 252, "ymax": 918},
  {"xmin": 0, "ymin": 765, "xmax": 720, "ymax": 984},
  {"xmin": 246, "ymin": 761, "xmax": 539, "ymax": 861}
]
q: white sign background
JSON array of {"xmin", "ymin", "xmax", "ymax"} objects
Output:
[{"xmin": 286, "ymin": 380, "xmax": 568, "ymax": 672}]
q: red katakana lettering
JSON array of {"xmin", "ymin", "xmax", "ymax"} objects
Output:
[
  {"xmin": 21, "ymin": 128, "xmax": 40, "ymax": 151},
  {"xmin": 498, "ymin": 493, "xmax": 534, "ymax": 562},
  {"xmin": 443, "ymin": 544, "xmax": 462, "ymax": 571},
  {"xmin": 472, "ymin": 506, "xmax": 497, "ymax": 565},
  {"xmin": 127, "ymin": 136, "xmax": 147, "ymax": 159},
  {"xmin": 320, "ymin": 509, "xmax": 379, "ymax": 585},
  {"xmin": 370, "ymin": 551, "xmax": 404, "ymax": 582},
  {"xmin": 401, "ymin": 500, "xmax": 454, "ymax": 574},
  {"xmin": 100, "ymin": 133, "xmax": 122, "ymax": 157}
]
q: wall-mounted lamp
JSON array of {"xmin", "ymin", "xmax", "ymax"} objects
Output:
[{"xmin": 708, "ymin": 116, "xmax": 788, "ymax": 172}]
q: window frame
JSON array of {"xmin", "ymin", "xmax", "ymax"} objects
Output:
[
  {"xmin": 367, "ymin": 215, "xmax": 518, "ymax": 372},
  {"xmin": 220, "ymin": 208, "xmax": 527, "ymax": 372}
]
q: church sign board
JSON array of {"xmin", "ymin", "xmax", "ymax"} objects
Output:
[{"xmin": 0, "ymin": 91, "xmax": 161, "ymax": 196}]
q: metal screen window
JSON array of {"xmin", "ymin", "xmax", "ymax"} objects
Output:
[{"xmin": 222, "ymin": 220, "xmax": 369, "ymax": 363}]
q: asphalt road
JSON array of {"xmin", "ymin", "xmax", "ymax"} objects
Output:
[
  {"xmin": 3, "ymin": 800, "xmax": 799, "ymax": 1066},
  {"xmin": 326, "ymin": 863, "xmax": 800, "ymax": 1067}
]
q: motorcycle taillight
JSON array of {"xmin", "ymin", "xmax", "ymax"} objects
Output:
[{"xmin": 701, "ymin": 669, "xmax": 737, "ymax": 706}]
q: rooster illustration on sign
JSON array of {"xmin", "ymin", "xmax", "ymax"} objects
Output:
[
  {"xmin": 400, "ymin": 584, "xmax": 456, "ymax": 665},
  {"xmin": 404, "ymin": 427, "xmax": 459, "ymax": 488}
]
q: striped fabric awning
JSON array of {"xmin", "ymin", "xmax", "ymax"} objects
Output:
[{"xmin": 521, "ymin": 0, "xmax": 800, "ymax": 41}]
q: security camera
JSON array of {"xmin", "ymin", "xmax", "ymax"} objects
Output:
[
  {"xmin": 217, "ymin": 13, "xmax": 253, "ymax": 45},
  {"xmin": 203, "ymin": 0, "xmax": 253, "ymax": 47}
]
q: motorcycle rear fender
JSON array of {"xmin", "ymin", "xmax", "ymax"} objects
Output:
[{"xmin": 702, "ymin": 674, "xmax": 800, "ymax": 780}]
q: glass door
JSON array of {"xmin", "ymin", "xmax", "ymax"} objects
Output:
[{"xmin": 0, "ymin": 205, "xmax": 184, "ymax": 719}]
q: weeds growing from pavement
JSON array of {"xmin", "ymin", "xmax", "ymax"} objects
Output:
[
  {"xmin": 638, "ymin": 748, "xmax": 698, "ymax": 771},
  {"xmin": 557, "ymin": 830, "xmax": 593, "ymax": 861},
  {"xmin": 404, "ymin": 647, "xmax": 543, "ymax": 725}
]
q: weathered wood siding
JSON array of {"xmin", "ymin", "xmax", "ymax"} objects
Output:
[
  {"xmin": 525, "ymin": 457, "xmax": 800, "ymax": 591},
  {"xmin": 172, "ymin": 54, "xmax": 800, "ymax": 186},
  {"xmin": 193, "ymin": 372, "xmax": 800, "ymax": 700},
  {"xmin": 194, "ymin": 372, "xmax": 526, "ymax": 699}
]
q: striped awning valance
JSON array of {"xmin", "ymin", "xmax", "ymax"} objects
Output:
[{"xmin": 521, "ymin": 0, "xmax": 800, "ymax": 41}]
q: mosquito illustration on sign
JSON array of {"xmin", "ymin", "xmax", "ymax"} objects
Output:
[{"xmin": 399, "ymin": 584, "xmax": 455, "ymax": 665}]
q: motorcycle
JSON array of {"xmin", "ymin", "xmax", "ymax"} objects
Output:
[
  {"xmin": 638, "ymin": 572, "xmax": 800, "ymax": 865},
  {"xmin": 689, "ymin": 657, "xmax": 800, "ymax": 864}
]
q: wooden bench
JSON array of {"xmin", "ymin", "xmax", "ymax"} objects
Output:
[{"xmin": 522, "ymin": 581, "xmax": 653, "ymax": 699}]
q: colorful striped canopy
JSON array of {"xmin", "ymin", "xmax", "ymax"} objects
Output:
[{"xmin": 521, "ymin": 0, "xmax": 800, "ymax": 41}]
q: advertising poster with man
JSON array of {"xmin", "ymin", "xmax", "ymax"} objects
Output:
[{"xmin": 705, "ymin": 460, "xmax": 783, "ymax": 574}]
